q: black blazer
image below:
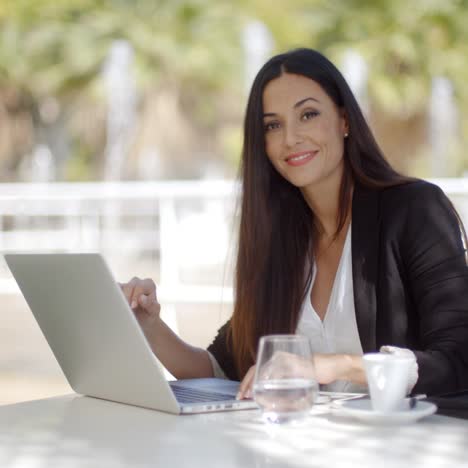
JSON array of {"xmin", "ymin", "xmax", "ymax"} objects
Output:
[{"xmin": 208, "ymin": 181, "xmax": 468, "ymax": 395}]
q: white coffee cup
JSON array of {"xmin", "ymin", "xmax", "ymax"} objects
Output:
[{"xmin": 363, "ymin": 353, "xmax": 414, "ymax": 413}]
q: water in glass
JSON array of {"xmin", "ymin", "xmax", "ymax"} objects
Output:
[{"xmin": 253, "ymin": 335, "xmax": 318, "ymax": 423}]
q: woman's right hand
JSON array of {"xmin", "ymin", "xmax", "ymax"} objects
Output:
[{"xmin": 119, "ymin": 277, "xmax": 161, "ymax": 335}]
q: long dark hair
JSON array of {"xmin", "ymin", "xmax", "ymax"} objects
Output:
[{"xmin": 229, "ymin": 48, "xmax": 412, "ymax": 378}]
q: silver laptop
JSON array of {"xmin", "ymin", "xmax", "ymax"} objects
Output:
[{"xmin": 4, "ymin": 253, "xmax": 257, "ymax": 414}]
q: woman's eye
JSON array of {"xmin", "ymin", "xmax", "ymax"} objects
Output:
[
  {"xmin": 264, "ymin": 121, "xmax": 280, "ymax": 132},
  {"xmin": 302, "ymin": 111, "xmax": 319, "ymax": 121}
]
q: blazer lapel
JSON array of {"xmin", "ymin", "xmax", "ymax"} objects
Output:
[{"xmin": 352, "ymin": 183, "xmax": 381, "ymax": 352}]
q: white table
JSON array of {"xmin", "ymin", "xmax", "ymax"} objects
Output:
[{"xmin": 0, "ymin": 394, "xmax": 467, "ymax": 468}]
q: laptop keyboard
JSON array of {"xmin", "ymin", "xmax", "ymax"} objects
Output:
[{"xmin": 170, "ymin": 384, "xmax": 235, "ymax": 404}]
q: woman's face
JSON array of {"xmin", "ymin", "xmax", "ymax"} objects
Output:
[{"xmin": 262, "ymin": 73, "xmax": 348, "ymax": 194}]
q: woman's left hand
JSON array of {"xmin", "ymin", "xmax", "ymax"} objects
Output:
[
  {"xmin": 314, "ymin": 353, "xmax": 365, "ymax": 385},
  {"xmin": 313, "ymin": 353, "xmax": 341, "ymax": 384},
  {"xmin": 236, "ymin": 353, "xmax": 363, "ymax": 400},
  {"xmin": 237, "ymin": 353, "xmax": 333, "ymax": 400}
]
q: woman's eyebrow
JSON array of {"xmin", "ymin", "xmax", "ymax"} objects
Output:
[
  {"xmin": 263, "ymin": 96, "xmax": 320, "ymax": 118},
  {"xmin": 294, "ymin": 96, "xmax": 320, "ymax": 108}
]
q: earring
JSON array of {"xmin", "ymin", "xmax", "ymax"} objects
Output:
[{"xmin": 344, "ymin": 132, "xmax": 349, "ymax": 138}]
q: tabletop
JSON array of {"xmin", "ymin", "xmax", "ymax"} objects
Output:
[{"xmin": 0, "ymin": 394, "xmax": 467, "ymax": 468}]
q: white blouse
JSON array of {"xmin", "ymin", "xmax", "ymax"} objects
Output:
[
  {"xmin": 296, "ymin": 225, "xmax": 365, "ymax": 393},
  {"xmin": 297, "ymin": 225, "xmax": 418, "ymax": 393}
]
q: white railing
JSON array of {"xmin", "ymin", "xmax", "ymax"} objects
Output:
[
  {"xmin": 0, "ymin": 180, "xmax": 240, "ymax": 311},
  {"xmin": 1, "ymin": 178, "xmax": 468, "ymax": 306}
]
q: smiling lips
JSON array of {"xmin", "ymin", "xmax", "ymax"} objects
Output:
[{"xmin": 285, "ymin": 151, "xmax": 318, "ymax": 167}]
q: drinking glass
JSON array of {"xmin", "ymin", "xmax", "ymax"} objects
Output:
[{"xmin": 253, "ymin": 334, "xmax": 318, "ymax": 423}]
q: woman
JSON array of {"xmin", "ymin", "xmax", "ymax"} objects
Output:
[{"xmin": 121, "ymin": 48, "xmax": 468, "ymax": 398}]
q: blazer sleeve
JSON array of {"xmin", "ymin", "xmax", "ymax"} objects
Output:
[
  {"xmin": 206, "ymin": 320, "xmax": 239, "ymax": 381},
  {"xmin": 399, "ymin": 182, "xmax": 468, "ymax": 394}
]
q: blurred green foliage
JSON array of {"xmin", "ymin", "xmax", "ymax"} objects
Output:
[
  {"xmin": 1, "ymin": 0, "xmax": 468, "ymax": 179},
  {"xmin": 0, "ymin": 0, "xmax": 243, "ymax": 95}
]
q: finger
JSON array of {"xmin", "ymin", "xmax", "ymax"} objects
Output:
[
  {"xmin": 237, "ymin": 366, "xmax": 256, "ymax": 400},
  {"xmin": 237, "ymin": 375, "xmax": 248, "ymax": 400},
  {"xmin": 139, "ymin": 278, "xmax": 157, "ymax": 296},
  {"xmin": 120, "ymin": 277, "xmax": 139, "ymax": 304},
  {"xmin": 125, "ymin": 277, "xmax": 142, "ymax": 308},
  {"xmin": 131, "ymin": 279, "xmax": 157, "ymax": 311},
  {"xmin": 137, "ymin": 291, "xmax": 160, "ymax": 316},
  {"xmin": 244, "ymin": 373, "xmax": 255, "ymax": 399},
  {"xmin": 243, "ymin": 369, "xmax": 256, "ymax": 399}
]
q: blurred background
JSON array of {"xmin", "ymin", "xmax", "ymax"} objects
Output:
[{"xmin": 2, "ymin": 0, "xmax": 468, "ymax": 404}]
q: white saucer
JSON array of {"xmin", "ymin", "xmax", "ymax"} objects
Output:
[{"xmin": 335, "ymin": 398, "xmax": 437, "ymax": 425}]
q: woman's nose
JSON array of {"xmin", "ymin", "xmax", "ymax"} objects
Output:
[{"xmin": 284, "ymin": 122, "xmax": 303, "ymax": 148}]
